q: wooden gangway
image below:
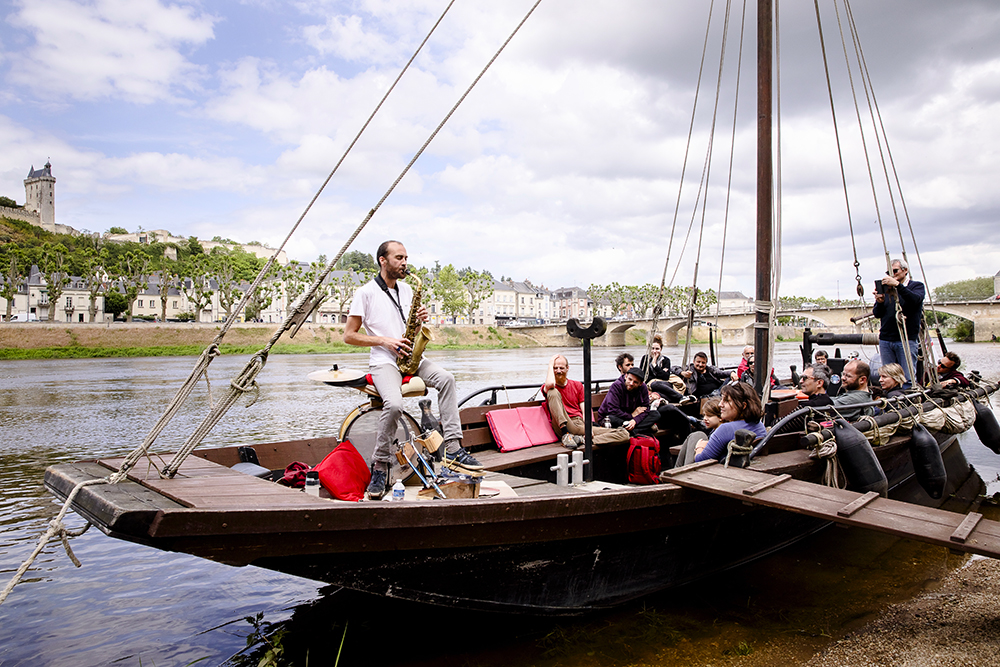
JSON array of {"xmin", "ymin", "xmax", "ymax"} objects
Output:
[{"xmin": 662, "ymin": 460, "xmax": 1000, "ymax": 559}]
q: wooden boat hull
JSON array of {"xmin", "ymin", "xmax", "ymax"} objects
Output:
[{"xmin": 44, "ymin": 431, "xmax": 981, "ymax": 613}]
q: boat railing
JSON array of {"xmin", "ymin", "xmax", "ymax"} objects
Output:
[
  {"xmin": 750, "ymin": 386, "xmax": 993, "ymax": 459},
  {"xmin": 458, "ymin": 378, "xmax": 619, "ymax": 408}
]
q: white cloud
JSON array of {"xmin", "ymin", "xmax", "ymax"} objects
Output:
[
  {"xmin": 3, "ymin": 1, "xmax": 1000, "ymax": 298},
  {"xmin": 5, "ymin": 0, "xmax": 216, "ymax": 103}
]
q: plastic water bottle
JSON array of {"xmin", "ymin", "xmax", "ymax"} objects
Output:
[
  {"xmin": 391, "ymin": 480, "xmax": 406, "ymax": 502},
  {"xmin": 304, "ymin": 471, "xmax": 321, "ymax": 497},
  {"xmin": 603, "ymin": 416, "xmax": 611, "ymax": 429}
]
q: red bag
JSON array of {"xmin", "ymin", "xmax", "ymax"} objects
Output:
[
  {"xmin": 279, "ymin": 461, "xmax": 310, "ymax": 488},
  {"xmin": 627, "ymin": 435, "xmax": 661, "ymax": 485},
  {"xmin": 313, "ymin": 440, "xmax": 371, "ymax": 502}
]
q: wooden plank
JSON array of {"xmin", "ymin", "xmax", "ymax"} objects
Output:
[
  {"xmin": 951, "ymin": 512, "xmax": 983, "ymax": 544},
  {"xmin": 661, "ymin": 459, "xmax": 718, "ymax": 477},
  {"xmin": 665, "ymin": 463, "xmax": 1000, "ymax": 559},
  {"xmin": 838, "ymin": 491, "xmax": 879, "ymax": 518},
  {"xmin": 97, "ymin": 454, "xmax": 327, "ymax": 510},
  {"xmin": 743, "ymin": 473, "xmax": 790, "ymax": 496},
  {"xmin": 476, "ymin": 444, "xmax": 567, "ymax": 471}
]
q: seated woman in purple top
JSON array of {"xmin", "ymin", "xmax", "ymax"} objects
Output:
[{"xmin": 694, "ymin": 382, "xmax": 767, "ymax": 463}]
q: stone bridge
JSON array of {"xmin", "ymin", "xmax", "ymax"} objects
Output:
[{"xmin": 510, "ymin": 300, "xmax": 1000, "ymax": 347}]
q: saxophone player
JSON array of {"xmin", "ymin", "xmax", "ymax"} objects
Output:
[{"xmin": 345, "ymin": 240, "xmax": 483, "ymax": 499}]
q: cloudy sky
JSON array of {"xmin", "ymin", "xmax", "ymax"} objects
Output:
[{"xmin": 2, "ymin": 0, "xmax": 998, "ymax": 300}]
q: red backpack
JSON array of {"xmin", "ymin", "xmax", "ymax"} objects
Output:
[{"xmin": 627, "ymin": 435, "xmax": 661, "ymax": 485}]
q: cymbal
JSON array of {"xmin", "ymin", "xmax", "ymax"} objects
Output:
[{"xmin": 308, "ymin": 366, "xmax": 366, "ymax": 384}]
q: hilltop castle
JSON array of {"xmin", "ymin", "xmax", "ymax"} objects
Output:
[
  {"xmin": 24, "ymin": 161, "xmax": 55, "ymax": 227},
  {"xmin": 1, "ymin": 161, "xmax": 77, "ymax": 235}
]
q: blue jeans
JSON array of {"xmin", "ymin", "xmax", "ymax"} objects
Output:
[{"xmin": 879, "ymin": 339, "xmax": 919, "ymax": 388}]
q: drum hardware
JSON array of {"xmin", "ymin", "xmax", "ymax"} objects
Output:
[{"xmin": 395, "ymin": 438, "xmax": 448, "ymax": 498}]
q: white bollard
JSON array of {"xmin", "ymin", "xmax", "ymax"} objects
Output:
[
  {"xmin": 570, "ymin": 450, "xmax": 589, "ymax": 486},
  {"xmin": 549, "ymin": 453, "xmax": 569, "ymax": 486}
]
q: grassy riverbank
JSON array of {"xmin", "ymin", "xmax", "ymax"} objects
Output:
[{"xmin": 0, "ymin": 323, "xmax": 545, "ymax": 360}]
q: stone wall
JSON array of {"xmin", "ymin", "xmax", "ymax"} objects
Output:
[{"xmin": 0, "ymin": 206, "xmax": 41, "ymax": 226}]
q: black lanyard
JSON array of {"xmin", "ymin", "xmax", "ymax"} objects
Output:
[{"xmin": 375, "ymin": 273, "xmax": 406, "ymax": 324}]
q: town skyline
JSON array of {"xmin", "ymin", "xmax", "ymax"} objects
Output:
[{"xmin": 3, "ymin": 2, "xmax": 999, "ymax": 301}]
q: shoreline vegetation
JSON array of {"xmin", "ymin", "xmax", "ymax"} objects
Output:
[{"xmin": 0, "ymin": 322, "xmax": 655, "ymax": 360}]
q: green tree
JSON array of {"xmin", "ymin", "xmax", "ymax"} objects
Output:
[
  {"xmin": 330, "ymin": 269, "xmax": 361, "ymax": 322},
  {"xmin": 589, "ymin": 282, "xmax": 629, "ymax": 318},
  {"xmin": 79, "ymin": 247, "xmax": 110, "ymax": 323},
  {"xmin": 181, "ymin": 255, "xmax": 214, "ymax": 322},
  {"xmin": 462, "ymin": 269, "xmax": 494, "ymax": 321},
  {"xmin": 244, "ymin": 267, "xmax": 280, "ymax": 322},
  {"xmin": 626, "ymin": 284, "xmax": 659, "ymax": 319},
  {"xmin": 282, "ymin": 263, "xmax": 308, "ymax": 308},
  {"xmin": 107, "ymin": 226, "xmax": 127, "ymax": 234},
  {"xmin": 934, "ymin": 276, "xmax": 994, "ymax": 302},
  {"xmin": 187, "ymin": 236, "xmax": 204, "ymax": 255},
  {"xmin": 431, "ymin": 264, "xmax": 466, "ymax": 322},
  {"xmin": 155, "ymin": 268, "xmax": 181, "ymax": 321},
  {"xmin": 104, "ymin": 291, "xmax": 128, "ymax": 320},
  {"xmin": 0, "ymin": 196, "xmax": 19, "ymax": 208},
  {"xmin": 40, "ymin": 243, "xmax": 71, "ymax": 322},
  {"xmin": 335, "ymin": 250, "xmax": 376, "ymax": 273},
  {"xmin": 0, "ymin": 247, "xmax": 27, "ymax": 321},
  {"xmin": 113, "ymin": 251, "xmax": 150, "ymax": 323},
  {"xmin": 211, "ymin": 247, "xmax": 266, "ymax": 320}
]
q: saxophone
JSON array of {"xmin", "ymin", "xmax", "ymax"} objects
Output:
[{"xmin": 397, "ymin": 271, "xmax": 432, "ymax": 375}]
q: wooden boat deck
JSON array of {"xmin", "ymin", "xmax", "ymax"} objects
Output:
[
  {"xmin": 663, "ymin": 460, "xmax": 1000, "ymax": 559},
  {"xmin": 92, "ymin": 453, "xmax": 593, "ymax": 513}
]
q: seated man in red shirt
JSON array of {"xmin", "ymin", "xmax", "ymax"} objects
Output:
[{"xmin": 543, "ymin": 355, "xmax": 630, "ymax": 450}]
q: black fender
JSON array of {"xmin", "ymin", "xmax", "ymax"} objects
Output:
[
  {"xmin": 834, "ymin": 419, "xmax": 888, "ymax": 497},
  {"xmin": 909, "ymin": 422, "xmax": 947, "ymax": 499},
  {"xmin": 973, "ymin": 400, "xmax": 1000, "ymax": 455}
]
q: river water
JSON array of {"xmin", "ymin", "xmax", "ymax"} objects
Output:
[{"xmin": 1, "ymin": 341, "xmax": 998, "ymax": 666}]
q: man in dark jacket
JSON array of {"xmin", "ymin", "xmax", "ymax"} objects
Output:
[
  {"xmin": 598, "ymin": 367, "xmax": 651, "ymax": 430},
  {"xmin": 675, "ymin": 351, "xmax": 730, "ymax": 398},
  {"xmin": 799, "ymin": 364, "xmax": 834, "ymax": 407},
  {"xmin": 937, "ymin": 352, "xmax": 970, "ymax": 388},
  {"xmin": 873, "ymin": 259, "xmax": 924, "ymax": 389}
]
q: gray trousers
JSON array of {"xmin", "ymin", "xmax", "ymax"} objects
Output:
[
  {"xmin": 368, "ymin": 359, "xmax": 462, "ymax": 465},
  {"xmin": 674, "ymin": 431, "xmax": 709, "ymax": 468}
]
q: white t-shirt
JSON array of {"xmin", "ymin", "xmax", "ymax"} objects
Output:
[{"xmin": 349, "ymin": 278, "xmax": 413, "ymax": 367}]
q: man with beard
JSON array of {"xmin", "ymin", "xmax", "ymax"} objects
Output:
[
  {"xmin": 544, "ymin": 354, "xmax": 631, "ymax": 449},
  {"xmin": 833, "ymin": 359, "xmax": 875, "ymax": 420},
  {"xmin": 345, "ymin": 240, "xmax": 481, "ymax": 499},
  {"xmin": 676, "ymin": 351, "xmax": 730, "ymax": 398}
]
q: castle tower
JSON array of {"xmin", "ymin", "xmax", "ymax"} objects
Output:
[{"xmin": 24, "ymin": 161, "xmax": 55, "ymax": 231}]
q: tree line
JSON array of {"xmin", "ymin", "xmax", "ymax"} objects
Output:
[
  {"xmin": 3, "ymin": 216, "xmax": 992, "ymax": 325},
  {"xmin": 0, "ymin": 220, "xmax": 496, "ymax": 324}
]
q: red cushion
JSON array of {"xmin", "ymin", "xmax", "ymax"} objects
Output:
[
  {"xmin": 313, "ymin": 440, "xmax": 371, "ymax": 501},
  {"xmin": 486, "ymin": 405, "xmax": 559, "ymax": 452}
]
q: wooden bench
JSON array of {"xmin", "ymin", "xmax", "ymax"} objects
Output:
[{"xmin": 460, "ymin": 391, "xmax": 610, "ymax": 471}]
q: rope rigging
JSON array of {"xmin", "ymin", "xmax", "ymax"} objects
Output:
[
  {"xmin": 645, "ymin": 0, "xmax": 718, "ymax": 363},
  {"xmin": 2, "ymin": 0, "xmax": 545, "ymax": 605},
  {"xmin": 680, "ymin": 0, "xmax": 737, "ymax": 369},
  {"xmin": 712, "ymin": 0, "xmax": 749, "ymax": 337}
]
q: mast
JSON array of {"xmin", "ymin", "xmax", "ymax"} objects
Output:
[{"xmin": 754, "ymin": 0, "xmax": 773, "ymax": 395}]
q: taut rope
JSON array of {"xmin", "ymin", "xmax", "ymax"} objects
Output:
[
  {"xmin": 161, "ymin": 0, "xmax": 546, "ymax": 478},
  {"xmin": 2, "ymin": 0, "xmax": 546, "ymax": 605}
]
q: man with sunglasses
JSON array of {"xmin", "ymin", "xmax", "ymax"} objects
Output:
[
  {"xmin": 937, "ymin": 352, "xmax": 970, "ymax": 388},
  {"xmin": 873, "ymin": 259, "xmax": 925, "ymax": 389}
]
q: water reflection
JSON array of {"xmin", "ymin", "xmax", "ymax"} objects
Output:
[{"xmin": 0, "ymin": 341, "xmax": 998, "ymax": 665}]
